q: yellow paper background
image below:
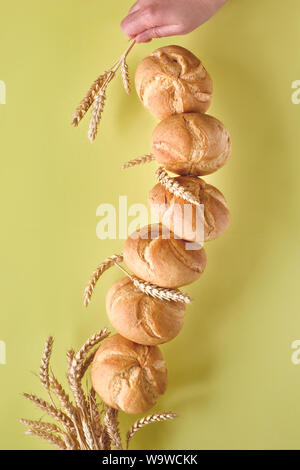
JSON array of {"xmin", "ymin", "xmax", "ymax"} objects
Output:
[{"xmin": 1, "ymin": 0, "xmax": 300, "ymax": 449}]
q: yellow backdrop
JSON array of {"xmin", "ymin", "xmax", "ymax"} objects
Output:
[{"xmin": 1, "ymin": 0, "xmax": 300, "ymax": 450}]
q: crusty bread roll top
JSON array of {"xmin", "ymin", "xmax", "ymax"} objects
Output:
[
  {"xmin": 106, "ymin": 277, "xmax": 185, "ymax": 346},
  {"xmin": 123, "ymin": 223, "xmax": 207, "ymax": 288},
  {"xmin": 135, "ymin": 45, "xmax": 213, "ymax": 120},
  {"xmin": 151, "ymin": 112, "xmax": 231, "ymax": 176},
  {"xmin": 91, "ymin": 334, "xmax": 168, "ymax": 414}
]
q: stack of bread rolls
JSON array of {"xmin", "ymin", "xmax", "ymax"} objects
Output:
[{"xmin": 91, "ymin": 45, "xmax": 231, "ymax": 415}]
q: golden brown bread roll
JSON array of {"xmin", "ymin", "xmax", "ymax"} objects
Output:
[
  {"xmin": 123, "ymin": 224, "xmax": 206, "ymax": 288},
  {"xmin": 151, "ymin": 112, "xmax": 231, "ymax": 176},
  {"xmin": 135, "ymin": 45, "xmax": 213, "ymax": 120},
  {"xmin": 149, "ymin": 176, "xmax": 230, "ymax": 243},
  {"xmin": 106, "ymin": 277, "xmax": 185, "ymax": 346},
  {"xmin": 91, "ymin": 334, "xmax": 168, "ymax": 414}
]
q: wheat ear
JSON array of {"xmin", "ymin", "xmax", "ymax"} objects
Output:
[
  {"xmin": 126, "ymin": 412, "xmax": 178, "ymax": 449},
  {"xmin": 121, "ymin": 58, "xmax": 131, "ymax": 94},
  {"xmin": 40, "ymin": 336, "xmax": 54, "ymax": 405},
  {"xmin": 73, "ymin": 40, "xmax": 135, "ymax": 141},
  {"xmin": 66, "ymin": 329, "xmax": 109, "ymax": 450},
  {"xmin": 83, "ymin": 254, "xmax": 123, "ymax": 307},
  {"xmin": 115, "ymin": 262, "xmax": 192, "ymax": 304},
  {"xmin": 104, "ymin": 406, "xmax": 123, "ymax": 450},
  {"xmin": 122, "ymin": 153, "xmax": 155, "ymax": 169},
  {"xmin": 23, "ymin": 394, "xmax": 74, "ymax": 433},
  {"xmin": 72, "ymin": 73, "xmax": 108, "ymax": 127},
  {"xmin": 89, "ymin": 388, "xmax": 108, "ymax": 450},
  {"xmin": 156, "ymin": 167, "xmax": 200, "ymax": 206},
  {"xmin": 88, "ymin": 89, "xmax": 107, "ymax": 142},
  {"xmin": 25, "ymin": 428, "xmax": 67, "ymax": 450},
  {"xmin": 67, "ymin": 329, "xmax": 109, "ymax": 418},
  {"xmin": 20, "ymin": 419, "xmax": 62, "ymax": 435}
]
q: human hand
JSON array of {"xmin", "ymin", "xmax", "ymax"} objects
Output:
[{"xmin": 121, "ymin": 0, "xmax": 227, "ymax": 43}]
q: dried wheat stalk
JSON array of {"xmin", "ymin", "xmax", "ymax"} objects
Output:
[
  {"xmin": 72, "ymin": 73, "xmax": 108, "ymax": 127},
  {"xmin": 115, "ymin": 262, "xmax": 192, "ymax": 304},
  {"xmin": 20, "ymin": 419, "xmax": 62, "ymax": 435},
  {"xmin": 49, "ymin": 372, "xmax": 76, "ymax": 420},
  {"xmin": 23, "ymin": 394, "xmax": 74, "ymax": 433},
  {"xmin": 83, "ymin": 254, "xmax": 123, "ymax": 307},
  {"xmin": 67, "ymin": 348, "xmax": 74, "ymax": 371},
  {"xmin": 39, "ymin": 336, "xmax": 53, "ymax": 400},
  {"xmin": 121, "ymin": 58, "xmax": 131, "ymax": 94},
  {"xmin": 122, "ymin": 153, "xmax": 155, "ymax": 169},
  {"xmin": 67, "ymin": 329, "xmax": 110, "ymax": 447},
  {"xmin": 25, "ymin": 428, "xmax": 67, "ymax": 450},
  {"xmin": 126, "ymin": 412, "xmax": 178, "ymax": 449},
  {"xmin": 88, "ymin": 87, "xmax": 108, "ymax": 142},
  {"xmin": 89, "ymin": 388, "xmax": 107, "ymax": 450},
  {"xmin": 22, "ymin": 332, "xmax": 177, "ymax": 450},
  {"xmin": 72, "ymin": 40, "xmax": 135, "ymax": 141},
  {"xmin": 104, "ymin": 406, "xmax": 123, "ymax": 450},
  {"xmin": 156, "ymin": 166, "xmax": 200, "ymax": 206}
]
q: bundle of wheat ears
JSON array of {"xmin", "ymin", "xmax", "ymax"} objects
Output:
[
  {"xmin": 21, "ymin": 331, "xmax": 177, "ymax": 450},
  {"xmin": 72, "ymin": 40, "xmax": 135, "ymax": 142}
]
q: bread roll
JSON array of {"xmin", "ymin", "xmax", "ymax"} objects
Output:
[
  {"xmin": 123, "ymin": 224, "xmax": 206, "ymax": 288},
  {"xmin": 135, "ymin": 45, "xmax": 213, "ymax": 120},
  {"xmin": 149, "ymin": 176, "xmax": 230, "ymax": 242},
  {"xmin": 106, "ymin": 277, "xmax": 185, "ymax": 346},
  {"xmin": 151, "ymin": 113, "xmax": 231, "ymax": 176},
  {"xmin": 91, "ymin": 334, "xmax": 168, "ymax": 414}
]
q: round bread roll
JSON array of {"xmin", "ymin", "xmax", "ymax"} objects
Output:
[
  {"xmin": 151, "ymin": 113, "xmax": 231, "ymax": 176},
  {"xmin": 123, "ymin": 224, "xmax": 207, "ymax": 288},
  {"xmin": 149, "ymin": 176, "xmax": 230, "ymax": 243},
  {"xmin": 91, "ymin": 334, "xmax": 168, "ymax": 414},
  {"xmin": 106, "ymin": 277, "xmax": 185, "ymax": 346},
  {"xmin": 135, "ymin": 45, "xmax": 213, "ymax": 120}
]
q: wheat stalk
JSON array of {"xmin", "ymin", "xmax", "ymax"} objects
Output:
[
  {"xmin": 156, "ymin": 166, "xmax": 200, "ymax": 206},
  {"xmin": 115, "ymin": 262, "xmax": 192, "ymax": 304},
  {"xmin": 83, "ymin": 254, "xmax": 123, "ymax": 307},
  {"xmin": 20, "ymin": 419, "xmax": 62, "ymax": 435},
  {"xmin": 121, "ymin": 58, "xmax": 131, "ymax": 94},
  {"xmin": 79, "ymin": 349, "xmax": 97, "ymax": 380},
  {"xmin": 67, "ymin": 348, "xmax": 74, "ymax": 372},
  {"xmin": 73, "ymin": 40, "xmax": 135, "ymax": 141},
  {"xmin": 23, "ymin": 394, "xmax": 74, "ymax": 433},
  {"xmin": 126, "ymin": 412, "xmax": 178, "ymax": 449},
  {"xmin": 21, "ymin": 419, "xmax": 77, "ymax": 450},
  {"xmin": 104, "ymin": 406, "xmax": 123, "ymax": 450},
  {"xmin": 69, "ymin": 329, "xmax": 110, "ymax": 380},
  {"xmin": 89, "ymin": 388, "xmax": 108, "ymax": 450},
  {"xmin": 25, "ymin": 428, "xmax": 67, "ymax": 450},
  {"xmin": 49, "ymin": 372, "xmax": 76, "ymax": 420},
  {"xmin": 122, "ymin": 153, "xmax": 155, "ymax": 169},
  {"xmin": 67, "ymin": 329, "xmax": 110, "ymax": 447},
  {"xmin": 88, "ymin": 87, "xmax": 108, "ymax": 142},
  {"xmin": 40, "ymin": 336, "xmax": 54, "ymax": 404},
  {"xmin": 72, "ymin": 73, "xmax": 108, "ymax": 127}
]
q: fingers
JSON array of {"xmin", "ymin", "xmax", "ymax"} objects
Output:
[
  {"xmin": 121, "ymin": 5, "xmax": 160, "ymax": 39},
  {"xmin": 135, "ymin": 24, "xmax": 184, "ymax": 43},
  {"xmin": 128, "ymin": 1, "xmax": 140, "ymax": 15}
]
